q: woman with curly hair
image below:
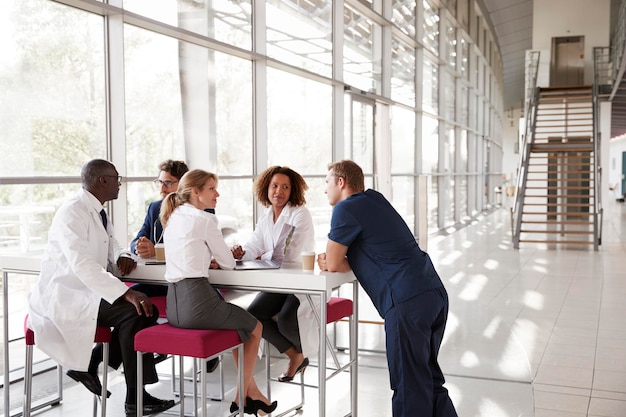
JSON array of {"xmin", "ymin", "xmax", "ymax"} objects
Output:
[{"xmin": 232, "ymin": 166, "xmax": 316, "ymax": 382}]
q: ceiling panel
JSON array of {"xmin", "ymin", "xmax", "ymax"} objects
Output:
[{"xmin": 481, "ymin": 0, "xmax": 533, "ymax": 110}]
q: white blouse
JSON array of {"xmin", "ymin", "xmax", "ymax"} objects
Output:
[
  {"xmin": 242, "ymin": 204, "xmax": 315, "ymax": 264},
  {"xmin": 163, "ymin": 204, "xmax": 235, "ymax": 282}
]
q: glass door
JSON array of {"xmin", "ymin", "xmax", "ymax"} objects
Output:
[{"xmin": 344, "ymin": 94, "xmax": 376, "ymax": 187}]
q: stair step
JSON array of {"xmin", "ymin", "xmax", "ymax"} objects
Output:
[
  {"xmin": 521, "ymin": 220, "xmax": 594, "ymax": 225},
  {"xmin": 536, "ymin": 108, "xmax": 592, "ymax": 112},
  {"xmin": 525, "ymin": 197, "xmax": 596, "ymax": 200},
  {"xmin": 528, "ymin": 162, "xmax": 595, "ymax": 166},
  {"xmin": 526, "ymin": 170, "xmax": 594, "ymax": 174},
  {"xmin": 525, "ymin": 187, "xmax": 595, "ymax": 191},
  {"xmin": 521, "ymin": 212, "xmax": 593, "ymax": 216},
  {"xmin": 524, "ymin": 203, "xmax": 593, "ymax": 207},
  {"xmin": 525, "ymin": 177, "xmax": 594, "ymax": 182},
  {"xmin": 520, "ymin": 229, "xmax": 594, "ymax": 235},
  {"xmin": 518, "ymin": 239, "xmax": 594, "ymax": 245}
]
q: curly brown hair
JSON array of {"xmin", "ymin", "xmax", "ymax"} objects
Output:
[{"xmin": 254, "ymin": 166, "xmax": 308, "ymax": 207}]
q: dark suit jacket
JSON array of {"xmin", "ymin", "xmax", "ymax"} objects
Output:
[{"xmin": 130, "ymin": 200, "xmax": 215, "ymax": 253}]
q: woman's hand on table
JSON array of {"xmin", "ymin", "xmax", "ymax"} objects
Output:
[
  {"xmin": 231, "ymin": 244, "xmax": 245, "ymax": 260},
  {"xmin": 209, "ymin": 259, "xmax": 219, "ymax": 269}
]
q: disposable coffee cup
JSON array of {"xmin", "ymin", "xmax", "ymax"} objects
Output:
[
  {"xmin": 154, "ymin": 243, "xmax": 166, "ymax": 262},
  {"xmin": 301, "ymin": 251, "xmax": 315, "ymax": 271}
]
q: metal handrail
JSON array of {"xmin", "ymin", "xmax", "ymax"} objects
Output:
[
  {"xmin": 592, "ymin": 47, "xmax": 609, "ymax": 249},
  {"xmin": 511, "ymin": 50, "xmax": 540, "ymax": 248}
]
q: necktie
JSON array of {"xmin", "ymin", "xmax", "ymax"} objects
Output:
[{"xmin": 100, "ymin": 209, "xmax": 108, "ymax": 229}]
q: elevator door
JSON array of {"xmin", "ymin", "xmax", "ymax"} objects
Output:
[{"xmin": 550, "ymin": 36, "xmax": 584, "ymax": 86}]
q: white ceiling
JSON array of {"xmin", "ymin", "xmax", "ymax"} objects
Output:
[{"xmin": 481, "ymin": 0, "xmax": 533, "ymax": 110}]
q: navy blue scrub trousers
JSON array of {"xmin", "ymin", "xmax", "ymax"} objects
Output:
[{"xmin": 384, "ymin": 287, "xmax": 458, "ymax": 417}]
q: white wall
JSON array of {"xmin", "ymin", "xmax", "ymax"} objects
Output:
[
  {"xmin": 501, "ymin": 107, "xmax": 523, "ymax": 186},
  {"xmin": 532, "ymin": 0, "xmax": 610, "ymax": 86},
  {"xmin": 609, "ymin": 135, "xmax": 626, "ymax": 197}
]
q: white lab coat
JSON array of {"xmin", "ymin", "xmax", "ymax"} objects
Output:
[
  {"xmin": 242, "ymin": 204, "xmax": 323, "ymax": 357},
  {"xmin": 28, "ymin": 189, "xmax": 131, "ymax": 371}
]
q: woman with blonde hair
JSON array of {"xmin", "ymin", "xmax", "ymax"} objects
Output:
[{"xmin": 161, "ymin": 169, "xmax": 276, "ymax": 415}]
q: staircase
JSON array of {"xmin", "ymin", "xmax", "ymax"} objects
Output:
[{"xmin": 513, "ymin": 85, "xmax": 600, "ymax": 249}]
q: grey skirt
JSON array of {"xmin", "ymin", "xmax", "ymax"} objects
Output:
[{"xmin": 166, "ymin": 277, "xmax": 257, "ymax": 343}]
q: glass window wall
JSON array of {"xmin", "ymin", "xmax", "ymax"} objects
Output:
[
  {"xmin": 0, "ymin": 0, "xmax": 504, "ymax": 256},
  {"xmin": 391, "ymin": 37, "xmax": 416, "ymax": 106},
  {"xmin": 343, "ymin": 4, "xmax": 382, "ymax": 94},
  {"xmin": 422, "ymin": 56, "xmax": 439, "ymax": 115},
  {"xmin": 266, "ymin": 0, "xmax": 333, "ymax": 76},
  {"xmin": 0, "ymin": 1, "xmax": 106, "ymax": 178},
  {"xmin": 124, "ymin": 0, "xmax": 253, "ymax": 50},
  {"xmin": 423, "ymin": 0, "xmax": 440, "ymax": 55}
]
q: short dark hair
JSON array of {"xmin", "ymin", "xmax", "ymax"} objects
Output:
[
  {"xmin": 254, "ymin": 166, "xmax": 308, "ymax": 207},
  {"xmin": 81, "ymin": 159, "xmax": 115, "ymax": 188},
  {"xmin": 158, "ymin": 160, "xmax": 189, "ymax": 180}
]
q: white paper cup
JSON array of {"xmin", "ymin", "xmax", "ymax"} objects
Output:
[
  {"xmin": 154, "ymin": 243, "xmax": 166, "ymax": 261},
  {"xmin": 301, "ymin": 251, "xmax": 315, "ymax": 271}
]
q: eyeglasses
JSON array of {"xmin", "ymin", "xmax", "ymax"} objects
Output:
[
  {"xmin": 153, "ymin": 179, "xmax": 179, "ymax": 188},
  {"xmin": 102, "ymin": 175, "xmax": 122, "ymax": 184}
]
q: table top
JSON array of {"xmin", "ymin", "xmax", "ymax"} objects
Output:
[{"xmin": 0, "ymin": 255, "xmax": 356, "ymax": 294}]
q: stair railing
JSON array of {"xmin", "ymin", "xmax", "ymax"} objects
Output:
[
  {"xmin": 511, "ymin": 50, "xmax": 540, "ymax": 248},
  {"xmin": 592, "ymin": 46, "xmax": 611, "ymax": 249}
]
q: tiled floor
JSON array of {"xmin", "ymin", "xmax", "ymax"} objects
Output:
[{"xmin": 4, "ymin": 199, "xmax": 626, "ymax": 417}]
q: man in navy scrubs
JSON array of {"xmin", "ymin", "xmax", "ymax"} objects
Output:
[{"xmin": 318, "ymin": 160, "xmax": 458, "ymax": 417}]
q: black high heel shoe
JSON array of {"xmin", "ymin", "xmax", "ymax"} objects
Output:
[
  {"xmin": 245, "ymin": 397, "xmax": 277, "ymax": 416},
  {"xmin": 277, "ymin": 357, "xmax": 309, "ymax": 382}
]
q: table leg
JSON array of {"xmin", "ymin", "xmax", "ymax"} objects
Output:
[{"xmin": 3, "ymin": 271, "xmax": 10, "ymax": 416}]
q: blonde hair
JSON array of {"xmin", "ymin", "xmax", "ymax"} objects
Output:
[{"xmin": 160, "ymin": 169, "xmax": 218, "ymax": 227}]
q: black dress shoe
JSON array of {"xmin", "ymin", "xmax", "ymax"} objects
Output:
[
  {"xmin": 206, "ymin": 357, "xmax": 220, "ymax": 373},
  {"xmin": 66, "ymin": 370, "xmax": 111, "ymax": 398},
  {"xmin": 245, "ymin": 397, "xmax": 278, "ymax": 416},
  {"xmin": 277, "ymin": 357, "xmax": 309, "ymax": 382},
  {"xmin": 125, "ymin": 393, "xmax": 175, "ymax": 416}
]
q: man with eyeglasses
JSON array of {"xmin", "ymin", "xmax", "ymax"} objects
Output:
[
  {"xmin": 28, "ymin": 159, "xmax": 175, "ymax": 417},
  {"xmin": 129, "ymin": 159, "xmax": 220, "ymax": 372},
  {"xmin": 131, "ymin": 159, "xmax": 189, "ymax": 259}
]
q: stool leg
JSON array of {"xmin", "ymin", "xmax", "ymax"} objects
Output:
[
  {"xmin": 193, "ymin": 358, "xmax": 199, "ymax": 416},
  {"xmin": 178, "ymin": 356, "xmax": 184, "ymax": 417},
  {"xmin": 349, "ymin": 314, "xmax": 358, "ymax": 416},
  {"xmin": 237, "ymin": 346, "xmax": 244, "ymax": 417},
  {"xmin": 200, "ymin": 359, "xmax": 207, "ymax": 417},
  {"xmin": 101, "ymin": 341, "xmax": 109, "ymax": 417},
  {"xmin": 23, "ymin": 344, "xmax": 33, "ymax": 417},
  {"xmin": 92, "ymin": 342, "xmax": 109, "ymax": 417},
  {"xmin": 264, "ymin": 340, "xmax": 271, "ymax": 402},
  {"xmin": 217, "ymin": 356, "xmax": 225, "ymax": 401},
  {"xmin": 137, "ymin": 351, "xmax": 144, "ymax": 417}
]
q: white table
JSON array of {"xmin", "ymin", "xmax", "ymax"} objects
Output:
[{"xmin": 1, "ymin": 256, "xmax": 358, "ymax": 417}]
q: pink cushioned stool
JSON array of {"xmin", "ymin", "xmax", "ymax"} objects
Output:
[
  {"xmin": 23, "ymin": 315, "xmax": 112, "ymax": 417},
  {"xmin": 265, "ymin": 296, "xmax": 356, "ymax": 417},
  {"xmin": 134, "ymin": 323, "xmax": 244, "ymax": 417}
]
